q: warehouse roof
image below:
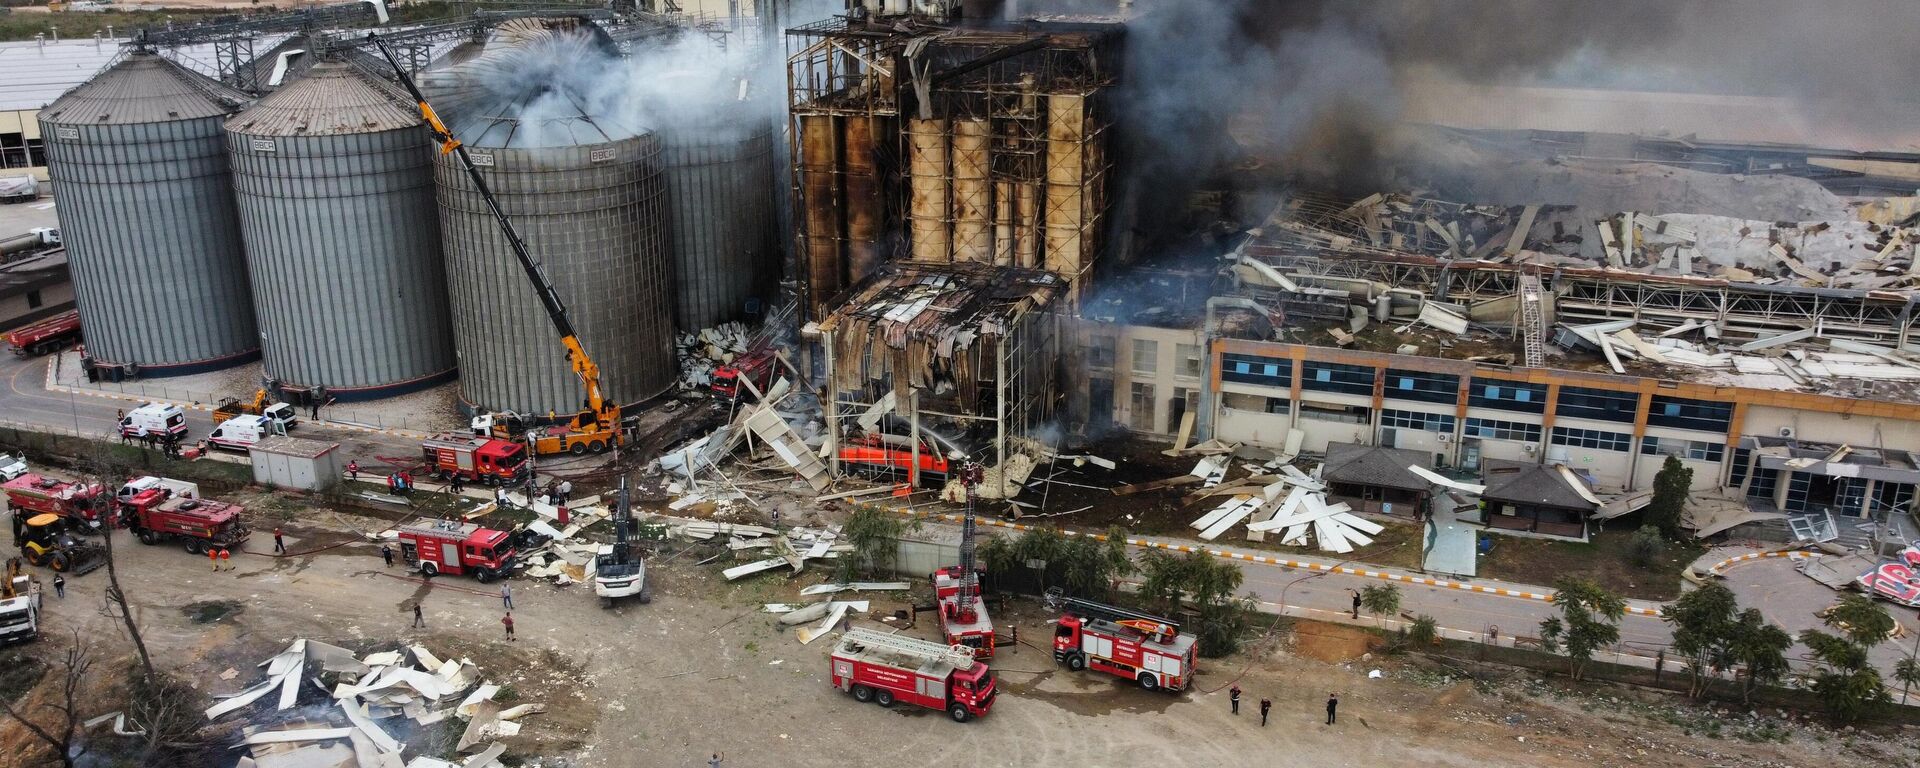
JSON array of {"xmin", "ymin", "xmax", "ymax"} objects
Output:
[{"xmin": 0, "ymin": 38, "xmax": 222, "ymax": 112}]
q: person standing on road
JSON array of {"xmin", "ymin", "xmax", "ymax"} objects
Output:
[
  {"xmin": 217, "ymin": 547, "xmax": 231, "ymax": 571},
  {"xmin": 273, "ymin": 527, "xmax": 285, "ymax": 554},
  {"xmin": 1326, "ymin": 692, "xmax": 1339, "ymax": 725},
  {"xmin": 208, "ymin": 547, "xmax": 219, "ymax": 571},
  {"xmin": 708, "ymin": 752, "xmax": 723, "ymax": 768},
  {"xmin": 557, "ymin": 480, "xmax": 571, "ymax": 505},
  {"xmin": 502, "ymin": 612, "xmax": 515, "ymax": 641},
  {"xmin": 1259, "ymin": 697, "xmax": 1271, "ymax": 726},
  {"xmin": 1230, "ymin": 685, "xmax": 1241, "ymax": 715},
  {"xmin": 1350, "ymin": 589, "xmax": 1362, "ymax": 619},
  {"xmin": 412, "ymin": 603, "xmax": 425, "ymax": 628},
  {"xmin": 348, "ymin": 460, "xmax": 359, "ymax": 481},
  {"xmin": 381, "ymin": 545, "xmax": 394, "ymax": 567},
  {"xmin": 52, "ymin": 573, "xmax": 64, "ymax": 599},
  {"xmin": 501, "ymin": 583, "xmax": 512, "ymax": 610}
]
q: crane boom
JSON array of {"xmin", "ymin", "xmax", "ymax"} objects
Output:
[{"xmin": 368, "ymin": 34, "xmax": 609, "ymax": 423}]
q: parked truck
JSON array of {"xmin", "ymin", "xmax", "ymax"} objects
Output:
[
  {"xmin": 1051, "ymin": 596, "xmax": 1197, "ymax": 692},
  {"xmin": 0, "ymin": 559, "xmax": 41, "ymax": 644},
  {"xmin": 420, "ymin": 433, "xmax": 531, "ymax": 486},
  {"xmin": 124, "ymin": 495, "xmax": 250, "ymax": 555},
  {"xmin": 115, "ymin": 476, "xmax": 200, "ymax": 506},
  {"xmin": 710, "ymin": 347, "xmax": 777, "ymax": 401},
  {"xmin": 5, "ymin": 310, "xmax": 81, "ymax": 357},
  {"xmin": 828, "ymin": 627, "xmax": 997, "ymax": 723},
  {"xmin": 3, "ymin": 474, "xmax": 106, "ymax": 527},
  {"xmin": 395, "ymin": 518, "xmax": 516, "ymax": 582},
  {"xmin": 212, "ymin": 390, "xmax": 298, "ymax": 433}
]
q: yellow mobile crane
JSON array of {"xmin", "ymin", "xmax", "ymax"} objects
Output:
[{"xmin": 372, "ymin": 36, "xmax": 621, "ymax": 456}]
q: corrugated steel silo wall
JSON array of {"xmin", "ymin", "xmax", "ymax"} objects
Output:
[
  {"xmin": 41, "ymin": 116, "xmax": 259, "ymax": 372},
  {"xmin": 661, "ymin": 120, "xmax": 778, "ymax": 331},
  {"xmin": 436, "ymin": 135, "xmax": 675, "ymax": 416},
  {"xmin": 227, "ymin": 126, "xmax": 456, "ymax": 395}
]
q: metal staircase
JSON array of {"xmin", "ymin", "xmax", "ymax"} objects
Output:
[{"xmin": 1520, "ymin": 272, "xmax": 1547, "ymax": 369}]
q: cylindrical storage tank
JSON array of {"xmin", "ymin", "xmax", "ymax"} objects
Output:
[
  {"xmin": 225, "ymin": 62, "xmax": 456, "ymax": 400},
  {"xmin": 660, "ymin": 117, "xmax": 779, "ymax": 331},
  {"xmin": 38, "ymin": 51, "xmax": 259, "ymax": 375},
  {"xmin": 436, "ymin": 133, "xmax": 676, "ymax": 417}
]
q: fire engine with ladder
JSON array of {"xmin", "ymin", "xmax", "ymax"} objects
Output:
[
  {"xmin": 1052, "ymin": 595, "xmax": 1198, "ymax": 692},
  {"xmin": 932, "ymin": 461, "xmax": 995, "ymax": 657},
  {"xmin": 829, "ymin": 627, "xmax": 997, "ymax": 723}
]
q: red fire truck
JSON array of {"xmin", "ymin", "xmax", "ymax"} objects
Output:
[
  {"xmin": 710, "ymin": 347, "xmax": 777, "ymax": 401},
  {"xmin": 5, "ymin": 310, "xmax": 81, "ymax": 357},
  {"xmin": 2, "ymin": 474, "xmax": 106, "ymax": 527},
  {"xmin": 420, "ymin": 434, "xmax": 531, "ymax": 486},
  {"xmin": 829, "ymin": 627, "xmax": 997, "ymax": 723},
  {"xmin": 123, "ymin": 494, "xmax": 250, "ymax": 555},
  {"xmin": 395, "ymin": 519, "xmax": 516, "ymax": 582},
  {"xmin": 1052, "ymin": 596, "xmax": 1198, "ymax": 692}
]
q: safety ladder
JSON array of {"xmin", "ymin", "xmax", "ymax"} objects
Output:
[
  {"xmin": 842, "ymin": 627, "xmax": 976, "ymax": 668},
  {"xmin": 1519, "ymin": 272, "xmax": 1547, "ymax": 369}
]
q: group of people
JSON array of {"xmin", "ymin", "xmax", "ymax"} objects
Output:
[{"xmin": 1229, "ymin": 685, "xmax": 1341, "ymax": 726}]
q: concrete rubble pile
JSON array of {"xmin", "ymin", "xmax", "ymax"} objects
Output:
[
  {"xmin": 211, "ymin": 640, "xmax": 541, "ymax": 768},
  {"xmin": 496, "ymin": 491, "xmax": 612, "ymax": 585},
  {"xmin": 673, "ymin": 322, "xmax": 752, "ymax": 391}
]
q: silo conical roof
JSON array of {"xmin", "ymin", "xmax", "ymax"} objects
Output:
[
  {"xmin": 225, "ymin": 61, "xmax": 419, "ymax": 136},
  {"xmin": 41, "ymin": 49, "xmax": 249, "ymax": 126}
]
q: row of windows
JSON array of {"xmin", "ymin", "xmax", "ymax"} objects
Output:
[
  {"xmin": 1089, "ymin": 337, "xmax": 1204, "ymax": 379},
  {"xmin": 1381, "ymin": 409, "xmax": 1455, "ymax": 433},
  {"xmin": 1301, "ymin": 361, "xmax": 1375, "ymax": 396},
  {"xmin": 1551, "ymin": 426, "xmax": 1633, "ymax": 452},
  {"xmin": 1640, "ymin": 436, "xmax": 1725, "ymax": 462},
  {"xmin": 1556, "ymin": 385, "xmax": 1638, "ymax": 423},
  {"xmin": 1221, "ymin": 353, "xmax": 1290, "ymax": 387},
  {"xmin": 1647, "ymin": 395, "xmax": 1732, "ymax": 433},
  {"xmin": 1467, "ymin": 381, "xmax": 1548, "ymax": 414},
  {"xmin": 1384, "ymin": 369, "xmax": 1459, "ymax": 405},
  {"xmin": 1463, "ymin": 417, "xmax": 1541, "ymax": 443}
]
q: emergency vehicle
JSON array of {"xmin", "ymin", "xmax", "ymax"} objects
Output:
[
  {"xmin": 207, "ymin": 415, "xmax": 280, "ymax": 451},
  {"xmin": 1052, "ymin": 596, "xmax": 1198, "ymax": 692},
  {"xmin": 2, "ymin": 474, "xmax": 106, "ymax": 526},
  {"xmin": 829, "ymin": 627, "xmax": 997, "ymax": 723},
  {"xmin": 420, "ymin": 434, "xmax": 531, "ymax": 485},
  {"xmin": 120, "ymin": 403, "xmax": 188, "ymax": 441},
  {"xmin": 394, "ymin": 518, "xmax": 516, "ymax": 582},
  {"xmin": 124, "ymin": 495, "xmax": 250, "ymax": 555}
]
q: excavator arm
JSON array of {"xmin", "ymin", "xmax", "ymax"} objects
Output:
[{"xmin": 369, "ymin": 35, "xmax": 611, "ymax": 427}]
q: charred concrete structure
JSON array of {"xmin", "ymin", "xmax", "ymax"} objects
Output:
[{"xmin": 786, "ymin": 10, "xmax": 1121, "ymax": 319}]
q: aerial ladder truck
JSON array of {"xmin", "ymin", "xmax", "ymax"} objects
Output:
[
  {"xmin": 373, "ymin": 35, "xmax": 623, "ymax": 457},
  {"xmin": 932, "ymin": 461, "xmax": 996, "ymax": 656}
]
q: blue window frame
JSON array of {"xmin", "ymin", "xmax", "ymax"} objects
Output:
[
  {"xmin": 1551, "ymin": 426, "xmax": 1631, "ymax": 452},
  {"xmin": 1468, "ymin": 380, "xmax": 1547, "ymax": 414},
  {"xmin": 1300, "ymin": 361, "xmax": 1375, "ymax": 396},
  {"xmin": 1221, "ymin": 353, "xmax": 1290, "ymax": 388},
  {"xmin": 1381, "ymin": 409, "xmax": 1455, "ymax": 433},
  {"xmin": 1463, "ymin": 417, "xmax": 1541, "ymax": 443},
  {"xmin": 1646, "ymin": 395, "xmax": 1732, "ymax": 432},
  {"xmin": 1640, "ymin": 436, "xmax": 1726, "ymax": 463},
  {"xmin": 1383, "ymin": 369, "xmax": 1458, "ymax": 405},
  {"xmin": 1556, "ymin": 386, "xmax": 1637, "ymax": 423}
]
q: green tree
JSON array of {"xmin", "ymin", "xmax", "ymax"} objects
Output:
[
  {"xmin": 976, "ymin": 532, "xmax": 1020, "ymax": 579},
  {"xmin": 1662, "ymin": 582, "xmax": 1738, "ymax": 698},
  {"xmin": 1138, "ymin": 549, "xmax": 1194, "ymax": 615},
  {"xmin": 1893, "ymin": 652, "xmax": 1920, "ymax": 706},
  {"xmin": 1538, "ymin": 576, "xmax": 1626, "ymax": 681},
  {"xmin": 1359, "ymin": 583, "xmax": 1401, "ymax": 628},
  {"xmin": 838, "ymin": 506, "xmax": 907, "ymax": 582},
  {"xmin": 1405, "ymin": 614, "xmax": 1439, "ymax": 647},
  {"xmin": 1014, "ymin": 526, "xmax": 1067, "ymax": 592},
  {"xmin": 1824, "ymin": 594, "xmax": 1896, "ymax": 647},
  {"xmin": 1725, "ymin": 608, "xmax": 1793, "ymax": 706},
  {"xmin": 1646, "ymin": 456, "xmax": 1692, "ymax": 539},
  {"xmin": 1799, "ymin": 630, "xmax": 1891, "ymax": 724},
  {"xmin": 1626, "ymin": 524, "xmax": 1666, "ymax": 569},
  {"xmin": 1057, "ymin": 528, "xmax": 1135, "ymax": 599}
]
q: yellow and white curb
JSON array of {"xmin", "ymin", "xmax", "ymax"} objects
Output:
[
  {"xmin": 1704, "ymin": 549, "xmax": 1815, "ymax": 576},
  {"xmin": 887, "ymin": 506, "xmax": 1666, "ymax": 617}
]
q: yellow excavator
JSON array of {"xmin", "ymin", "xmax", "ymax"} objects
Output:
[{"xmin": 373, "ymin": 35, "xmax": 623, "ymax": 457}]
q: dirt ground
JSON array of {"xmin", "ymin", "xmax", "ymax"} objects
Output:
[
  {"xmin": 1478, "ymin": 528, "xmax": 1705, "ymax": 601},
  {"xmin": 5, "ymin": 501, "xmax": 1914, "ymax": 768}
]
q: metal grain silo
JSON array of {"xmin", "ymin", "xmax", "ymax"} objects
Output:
[
  {"xmin": 225, "ymin": 61, "xmax": 456, "ymax": 400},
  {"xmin": 660, "ymin": 114, "xmax": 779, "ymax": 330},
  {"xmin": 426, "ymin": 31, "xmax": 675, "ymax": 417},
  {"xmin": 38, "ymin": 50, "xmax": 258, "ymax": 376}
]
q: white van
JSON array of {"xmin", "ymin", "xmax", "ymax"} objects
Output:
[
  {"xmin": 115, "ymin": 476, "xmax": 201, "ymax": 504},
  {"xmin": 207, "ymin": 415, "xmax": 277, "ymax": 451},
  {"xmin": 120, "ymin": 403, "xmax": 188, "ymax": 440}
]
